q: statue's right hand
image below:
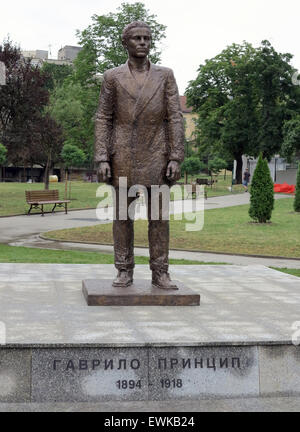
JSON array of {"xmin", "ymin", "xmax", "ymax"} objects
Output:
[{"xmin": 97, "ymin": 162, "xmax": 112, "ymax": 183}]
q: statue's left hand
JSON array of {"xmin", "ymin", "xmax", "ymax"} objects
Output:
[{"xmin": 166, "ymin": 161, "xmax": 181, "ymax": 182}]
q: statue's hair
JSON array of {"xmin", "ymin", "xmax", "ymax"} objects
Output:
[{"xmin": 122, "ymin": 21, "xmax": 152, "ymax": 45}]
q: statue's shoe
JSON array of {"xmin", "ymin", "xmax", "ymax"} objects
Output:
[
  {"xmin": 113, "ymin": 270, "xmax": 133, "ymax": 288},
  {"xmin": 152, "ymin": 272, "xmax": 179, "ymax": 291}
]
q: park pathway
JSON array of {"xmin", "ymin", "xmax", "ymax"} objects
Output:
[
  {"xmin": 2, "ymin": 193, "xmax": 298, "ymax": 269},
  {"xmin": 0, "ymin": 193, "xmax": 256, "ymax": 243}
]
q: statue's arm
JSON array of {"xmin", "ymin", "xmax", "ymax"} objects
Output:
[
  {"xmin": 165, "ymin": 69, "xmax": 185, "ymax": 181},
  {"xmin": 94, "ymin": 72, "xmax": 114, "ymax": 181}
]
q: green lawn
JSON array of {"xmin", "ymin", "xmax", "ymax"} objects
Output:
[
  {"xmin": 0, "ymin": 175, "xmax": 244, "ymax": 217},
  {"xmin": 0, "ymin": 181, "xmax": 102, "ymax": 216},
  {"xmin": 187, "ymin": 172, "xmax": 245, "ymax": 197},
  {"xmin": 272, "ymin": 268, "xmax": 300, "ymax": 278},
  {"xmin": 0, "ymin": 245, "xmax": 299, "ymax": 280},
  {"xmin": 44, "ymin": 198, "xmax": 300, "ymax": 259},
  {"xmin": 0, "ymin": 244, "xmax": 223, "ymax": 265}
]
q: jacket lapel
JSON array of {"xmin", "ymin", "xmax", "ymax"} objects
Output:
[
  {"xmin": 115, "ymin": 62, "xmax": 165, "ymax": 121},
  {"xmin": 133, "ymin": 64, "xmax": 164, "ymax": 120},
  {"xmin": 115, "ymin": 62, "xmax": 139, "ymax": 100}
]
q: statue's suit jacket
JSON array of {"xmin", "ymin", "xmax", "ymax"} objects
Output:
[{"xmin": 94, "ymin": 61, "xmax": 185, "ymax": 187}]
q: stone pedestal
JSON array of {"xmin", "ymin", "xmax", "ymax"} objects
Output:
[
  {"xmin": 82, "ymin": 280, "xmax": 200, "ymax": 306},
  {"xmin": 1, "ymin": 264, "xmax": 300, "ymax": 403}
]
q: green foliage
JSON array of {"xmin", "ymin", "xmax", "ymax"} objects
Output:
[
  {"xmin": 186, "ymin": 40, "xmax": 300, "ymax": 182},
  {"xmin": 249, "ymin": 154, "xmax": 274, "ymax": 223},
  {"xmin": 72, "ymin": 41, "xmax": 99, "ymax": 86},
  {"xmin": 0, "ymin": 143, "xmax": 7, "ymax": 165},
  {"xmin": 47, "ymin": 82, "xmax": 84, "ymax": 142},
  {"xmin": 294, "ymin": 164, "xmax": 300, "ymax": 212},
  {"xmin": 181, "ymin": 156, "xmax": 205, "ymax": 176},
  {"xmin": 76, "ymin": 2, "xmax": 167, "ymax": 76},
  {"xmin": 282, "ymin": 116, "xmax": 300, "ymax": 161},
  {"xmin": 61, "ymin": 143, "xmax": 86, "ymax": 168},
  {"xmin": 46, "ymin": 80, "xmax": 99, "ymax": 163},
  {"xmin": 41, "ymin": 63, "xmax": 73, "ymax": 91},
  {"xmin": 208, "ymin": 157, "xmax": 227, "ymax": 175},
  {"xmin": 255, "ymin": 41, "xmax": 299, "ymax": 160}
]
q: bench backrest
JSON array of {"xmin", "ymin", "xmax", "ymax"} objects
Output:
[
  {"xmin": 25, "ymin": 190, "xmax": 59, "ymax": 202},
  {"xmin": 196, "ymin": 179, "xmax": 209, "ymax": 185}
]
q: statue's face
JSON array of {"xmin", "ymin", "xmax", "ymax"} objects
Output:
[{"xmin": 125, "ymin": 28, "xmax": 151, "ymax": 58}]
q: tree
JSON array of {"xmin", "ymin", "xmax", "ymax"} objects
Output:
[
  {"xmin": 47, "ymin": 80, "xmax": 98, "ymax": 164},
  {"xmin": 181, "ymin": 156, "xmax": 205, "ymax": 183},
  {"xmin": 47, "ymin": 82, "xmax": 84, "ymax": 145},
  {"xmin": 282, "ymin": 116, "xmax": 300, "ymax": 161},
  {"xmin": 61, "ymin": 142, "xmax": 86, "ymax": 199},
  {"xmin": 61, "ymin": 142, "xmax": 86, "ymax": 169},
  {"xmin": 249, "ymin": 154, "xmax": 274, "ymax": 223},
  {"xmin": 0, "ymin": 40, "xmax": 53, "ymax": 174},
  {"xmin": 294, "ymin": 164, "xmax": 300, "ymax": 213},
  {"xmin": 0, "ymin": 142, "xmax": 6, "ymax": 165},
  {"xmin": 186, "ymin": 42, "xmax": 259, "ymax": 183},
  {"xmin": 0, "ymin": 142, "xmax": 7, "ymax": 182},
  {"xmin": 208, "ymin": 156, "xmax": 227, "ymax": 176},
  {"xmin": 186, "ymin": 41, "xmax": 300, "ymax": 183},
  {"xmin": 255, "ymin": 41, "xmax": 299, "ymax": 160},
  {"xmin": 76, "ymin": 2, "xmax": 167, "ymax": 78},
  {"xmin": 41, "ymin": 62, "xmax": 73, "ymax": 92},
  {"xmin": 29, "ymin": 114, "xmax": 64, "ymax": 190}
]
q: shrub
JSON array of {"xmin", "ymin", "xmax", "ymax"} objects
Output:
[
  {"xmin": 0, "ymin": 143, "xmax": 7, "ymax": 166},
  {"xmin": 249, "ymin": 154, "xmax": 274, "ymax": 223},
  {"xmin": 181, "ymin": 156, "xmax": 205, "ymax": 177},
  {"xmin": 294, "ymin": 164, "xmax": 300, "ymax": 213}
]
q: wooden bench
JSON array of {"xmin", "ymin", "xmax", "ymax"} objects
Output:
[
  {"xmin": 25, "ymin": 190, "xmax": 70, "ymax": 216},
  {"xmin": 187, "ymin": 183, "xmax": 208, "ymax": 200},
  {"xmin": 196, "ymin": 178, "xmax": 209, "ymax": 186},
  {"xmin": 196, "ymin": 178, "xmax": 218, "ymax": 186}
]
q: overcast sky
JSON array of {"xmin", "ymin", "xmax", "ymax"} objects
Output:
[{"xmin": 1, "ymin": 0, "xmax": 299, "ymax": 93}]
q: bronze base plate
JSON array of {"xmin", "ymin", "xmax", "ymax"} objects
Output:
[{"xmin": 82, "ymin": 280, "xmax": 200, "ymax": 307}]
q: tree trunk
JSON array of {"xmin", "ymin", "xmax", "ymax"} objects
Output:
[
  {"xmin": 69, "ymin": 180, "xmax": 72, "ymax": 200},
  {"xmin": 60, "ymin": 167, "xmax": 65, "ymax": 183},
  {"xmin": 235, "ymin": 154, "xmax": 243, "ymax": 184},
  {"xmin": 44, "ymin": 158, "xmax": 50, "ymax": 190},
  {"xmin": 64, "ymin": 170, "xmax": 68, "ymax": 200},
  {"xmin": 184, "ymin": 171, "xmax": 188, "ymax": 184}
]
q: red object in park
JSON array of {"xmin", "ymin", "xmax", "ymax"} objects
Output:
[{"xmin": 274, "ymin": 183, "xmax": 296, "ymax": 194}]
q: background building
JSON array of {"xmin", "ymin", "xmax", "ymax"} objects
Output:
[
  {"xmin": 242, "ymin": 156, "xmax": 298, "ymax": 184},
  {"xmin": 21, "ymin": 45, "xmax": 82, "ymax": 66},
  {"xmin": 180, "ymin": 96, "xmax": 197, "ymax": 142},
  {"xmin": 58, "ymin": 46, "xmax": 82, "ymax": 62}
]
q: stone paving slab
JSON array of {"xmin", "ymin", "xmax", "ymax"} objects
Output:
[{"xmin": 0, "ymin": 264, "xmax": 299, "ymax": 346}]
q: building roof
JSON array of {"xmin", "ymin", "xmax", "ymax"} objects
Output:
[{"xmin": 180, "ymin": 95, "xmax": 193, "ymax": 113}]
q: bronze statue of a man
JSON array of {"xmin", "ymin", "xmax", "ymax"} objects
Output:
[{"xmin": 95, "ymin": 21, "xmax": 185, "ymax": 290}]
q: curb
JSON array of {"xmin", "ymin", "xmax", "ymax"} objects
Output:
[
  {"xmin": 39, "ymin": 235, "xmax": 300, "ymax": 262},
  {"xmin": 0, "ymin": 207, "xmax": 97, "ymax": 219}
]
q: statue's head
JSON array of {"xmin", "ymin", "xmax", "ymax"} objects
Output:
[{"xmin": 122, "ymin": 21, "xmax": 152, "ymax": 58}]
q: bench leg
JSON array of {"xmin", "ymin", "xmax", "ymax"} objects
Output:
[
  {"xmin": 28, "ymin": 205, "xmax": 33, "ymax": 215},
  {"xmin": 52, "ymin": 204, "xmax": 57, "ymax": 213},
  {"xmin": 41, "ymin": 204, "xmax": 44, "ymax": 217},
  {"xmin": 65, "ymin": 203, "xmax": 68, "ymax": 215}
]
